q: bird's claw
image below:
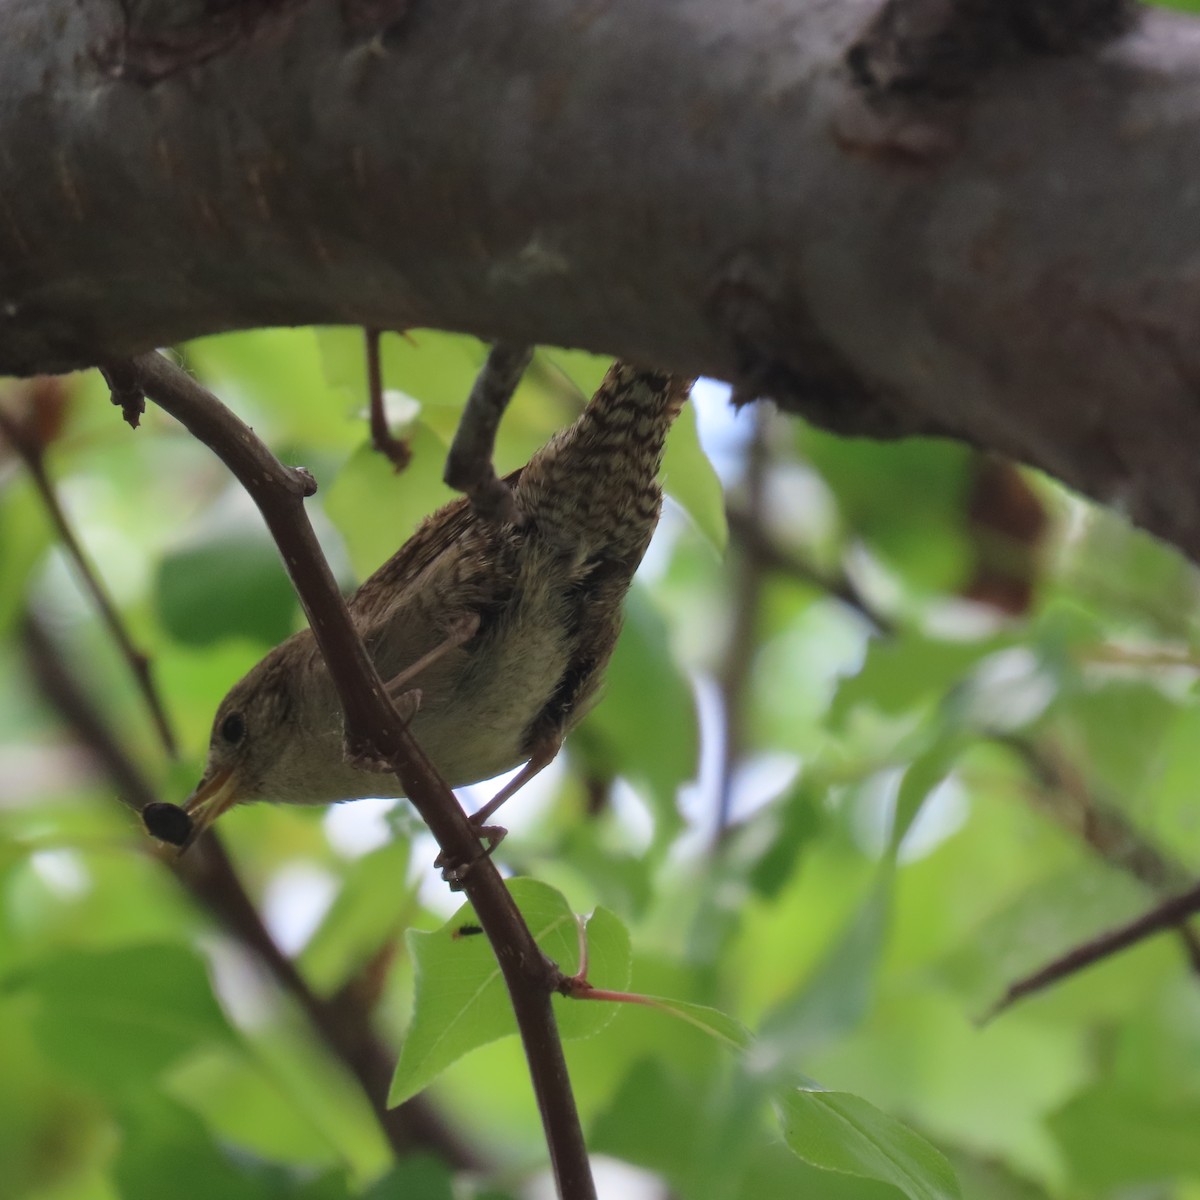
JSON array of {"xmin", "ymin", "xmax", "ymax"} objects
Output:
[{"xmin": 435, "ymin": 823, "xmax": 507, "ymax": 890}]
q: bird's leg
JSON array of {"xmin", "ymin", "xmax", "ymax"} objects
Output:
[
  {"xmin": 382, "ymin": 611, "xmax": 481, "ymax": 702},
  {"xmin": 437, "ymin": 728, "xmax": 564, "ymax": 887},
  {"xmin": 443, "ymin": 342, "xmax": 533, "ymax": 525},
  {"xmin": 347, "ymin": 612, "xmax": 481, "ymax": 776}
]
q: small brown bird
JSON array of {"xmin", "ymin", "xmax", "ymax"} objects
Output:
[{"xmin": 144, "ymin": 363, "xmax": 692, "ymax": 850}]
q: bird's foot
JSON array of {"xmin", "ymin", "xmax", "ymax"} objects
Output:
[{"xmin": 435, "ymin": 822, "xmax": 508, "ymax": 890}]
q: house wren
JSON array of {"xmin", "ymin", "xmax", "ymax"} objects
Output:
[{"xmin": 144, "ymin": 363, "xmax": 692, "ymax": 851}]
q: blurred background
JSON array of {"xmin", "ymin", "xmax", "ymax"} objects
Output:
[{"xmin": 3, "ymin": 328, "xmax": 1200, "ymax": 1199}]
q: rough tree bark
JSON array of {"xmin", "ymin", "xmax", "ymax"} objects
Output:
[{"xmin": 3, "ymin": 0, "xmax": 1200, "ymax": 557}]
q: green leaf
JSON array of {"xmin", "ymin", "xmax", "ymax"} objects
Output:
[
  {"xmin": 799, "ymin": 430, "xmax": 974, "ymax": 593},
  {"xmin": 620, "ymin": 995, "xmax": 753, "ymax": 1053},
  {"xmin": 829, "ymin": 634, "xmax": 1002, "ymax": 730},
  {"xmin": 537, "ymin": 346, "xmax": 612, "ymax": 398},
  {"xmin": 743, "ymin": 779, "xmax": 826, "ymax": 900},
  {"xmin": 156, "ymin": 529, "xmax": 298, "ymax": 648},
  {"xmin": 362, "ymin": 1154, "xmax": 455, "ymax": 1200},
  {"xmin": 778, "ymin": 1088, "xmax": 961, "ymax": 1200},
  {"xmin": 323, "ymin": 423, "xmax": 456, "ymax": 580},
  {"xmin": 11, "ymin": 944, "xmax": 238, "ymax": 1090},
  {"xmin": 388, "ymin": 879, "xmax": 631, "ymax": 1106},
  {"xmin": 1048, "ymin": 1084, "xmax": 1200, "ymax": 1188},
  {"xmin": 185, "ymin": 329, "xmax": 364, "ymax": 450},
  {"xmin": 889, "ymin": 735, "xmax": 966, "ymax": 857},
  {"xmin": 760, "ymin": 872, "xmax": 893, "ymax": 1059},
  {"xmin": 0, "ymin": 477, "xmax": 52, "ymax": 638},
  {"xmin": 297, "ymin": 840, "xmax": 413, "ymax": 995},
  {"xmin": 575, "ymin": 589, "xmax": 697, "ymax": 843},
  {"xmin": 113, "ymin": 1091, "xmax": 351, "ymax": 1200},
  {"xmin": 662, "ymin": 400, "xmax": 727, "ymax": 554},
  {"xmin": 317, "ymin": 327, "xmax": 488, "ymax": 412}
]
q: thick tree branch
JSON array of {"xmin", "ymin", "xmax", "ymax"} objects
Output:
[{"xmin": 5, "ymin": 2, "xmax": 1200, "ymax": 561}]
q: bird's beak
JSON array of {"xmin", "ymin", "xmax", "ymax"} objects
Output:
[{"xmin": 179, "ymin": 765, "xmax": 240, "ymax": 852}]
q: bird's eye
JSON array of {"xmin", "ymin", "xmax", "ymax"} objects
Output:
[{"xmin": 219, "ymin": 711, "xmax": 246, "ymax": 746}]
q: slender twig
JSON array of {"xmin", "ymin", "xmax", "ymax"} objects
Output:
[
  {"xmin": 0, "ymin": 402, "xmax": 177, "ymax": 758},
  {"xmin": 724, "ymin": 505, "xmax": 893, "ymax": 636},
  {"xmin": 19, "ymin": 610, "xmax": 475, "ymax": 1166},
  {"xmin": 713, "ymin": 406, "xmax": 770, "ymax": 841},
  {"xmin": 443, "ymin": 342, "xmax": 532, "ymax": 524},
  {"xmin": 364, "ymin": 328, "xmax": 412, "ymax": 470},
  {"xmin": 984, "ymin": 878, "xmax": 1200, "ymax": 1020},
  {"xmin": 119, "ymin": 351, "xmax": 595, "ymax": 1200}
]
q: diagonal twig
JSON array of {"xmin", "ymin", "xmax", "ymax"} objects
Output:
[
  {"xmin": 0, "ymin": 398, "xmax": 177, "ymax": 758},
  {"xmin": 117, "ymin": 351, "xmax": 596, "ymax": 1200},
  {"xmin": 984, "ymin": 877, "xmax": 1200, "ymax": 1020}
]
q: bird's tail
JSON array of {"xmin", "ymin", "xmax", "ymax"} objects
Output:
[{"xmin": 515, "ymin": 363, "xmax": 692, "ymax": 559}]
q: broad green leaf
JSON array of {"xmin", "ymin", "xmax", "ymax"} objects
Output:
[
  {"xmin": 113, "ymin": 1091, "xmax": 351, "ymax": 1200},
  {"xmin": 829, "ymin": 634, "xmax": 1004, "ymax": 730},
  {"xmin": 935, "ymin": 864, "xmax": 1158, "ymax": 1016},
  {"xmin": 1046, "ymin": 680, "xmax": 1179, "ymax": 800},
  {"xmin": 799, "ymin": 430, "xmax": 974, "ymax": 593},
  {"xmin": 0, "ymin": 998, "xmax": 114, "ymax": 1200},
  {"xmin": 362, "ymin": 1154, "xmax": 455, "ymax": 1200},
  {"xmin": 575, "ymin": 589, "xmax": 697, "ymax": 843},
  {"xmin": 778, "ymin": 1088, "xmax": 961, "ymax": 1200},
  {"xmin": 298, "ymin": 840, "xmax": 413, "ymax": 994},
  {"xmin": 156, "ymin": 529, "xmax": 297, "ymax": 648},
  {"xmin": 0, "ymin": 477, "xmax": 52, "ymax": 637},
  {"xmin": 1048, "ymin": 1084, "xmax": 1200, "ymax": 1188},
  {"xmin": 760, "ymin": 872, "xmax": 893, "ymax": 1059},
  {"xmin": 890, "ymin": 735, "xmax": 966, "ymax": 857},
  {"xmin": 743, "ymin": 779, "xmax": 826, "ymax": 900},
  {"xmin": 323, "ymin": 423, "xmax": 456, "ymax": 580},
  {"xmin": 11, "ymin": 944, "xmax": 237, "ymax": 1090},
  {"xmin": 538, "ymin": 346, "xmax": 611, "ymax": 398},
  {"xmin": 590, "ymin": 1057, "xmax": 766, "ymax": 1200},
  {"xmin": 184, "ymin": 329, "xmax": 364, "ymax": 450},
  {"xmin": 662, "ymin": 400, "xmax": 727, "ymax": 554},
  {"xmin": 388, "ymin": 879, "xmax": 631, "ymax": 1106},
  {"xmin": 317, "ymin": 327, "xmax": 488, "ymax": 412},
  {"xmin": 619, "ymin": 994, "xmax": 753, "ymax": 1053}
]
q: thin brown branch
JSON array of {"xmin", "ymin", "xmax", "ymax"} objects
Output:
[
  {"xmin": 364, "ymin": 328, "xmax": 412, "ymax": 471},
  {"xmin": 120, "ymin": 351, "xmax": 595, "ymax": 1200},
  {"xmin": 0, "ymin": 400, "xmax": 177, "ymax": 758},
  {"xmin": 724, "ymin": 505, "xmax": 894, "ymax": 636},
  {"xmin": 713, "ymin": 405, "xmax": 770, "ymax": 841},
  {"xmin": 443, "ymin": 342, "xmax": 532, "ymax": 524},
  {"xmin": 18, "ymin": 610, "xmax": 475, "ymax": 1166},
  {"xmin": 985, "ymin": 877, "xmax": 1200, "ymax": 1020}
]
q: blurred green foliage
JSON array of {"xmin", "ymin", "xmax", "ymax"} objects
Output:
[{"xmin": 3, "ymin": 317, "xmax": 1200, "ymax": 1200}]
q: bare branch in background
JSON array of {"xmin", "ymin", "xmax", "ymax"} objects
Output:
[
  {"xmin": 19, "ymin": 610, "xmax": 477, "ymax": 1166},
  {"xmin": 0, "ymin": 386, "xmax": 177, "ymax": 758}
]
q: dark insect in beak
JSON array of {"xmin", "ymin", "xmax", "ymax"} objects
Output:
[{"xmin": 142, "ymin": 801, "xmax": 194, "ymax": 847}]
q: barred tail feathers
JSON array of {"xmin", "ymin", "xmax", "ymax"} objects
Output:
[{"xmin": 514, "ymin": 365, "xmax": 692, "ymax": 559}]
